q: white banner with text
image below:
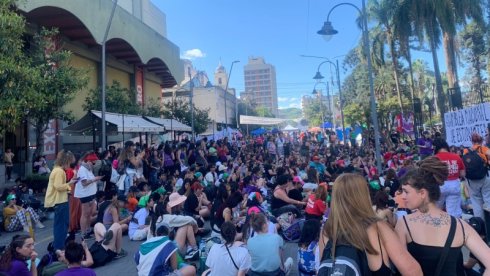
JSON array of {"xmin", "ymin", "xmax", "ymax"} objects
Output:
[{"xmin": 444, "ymin": 103, "xmax": 490, "ymax": 147}]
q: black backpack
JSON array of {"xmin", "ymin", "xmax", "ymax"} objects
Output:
[
  {"xmin": 463, "ymin": 147, "xmax": 488, "ymax": 180},
  {"xmin": 318, "ymin": 240, "xmax": 370, "ymax": 276}
]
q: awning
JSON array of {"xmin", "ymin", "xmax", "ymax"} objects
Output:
[
  {"xmin": 63, "ymin": 111, "xmax": 165, "ymax": 134},
  {"xmin": 143, "ymin": 116, "xmax": 192, "ymax": 132}
]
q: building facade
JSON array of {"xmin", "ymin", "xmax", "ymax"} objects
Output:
[
  {"xmin": 162, "ymin": 61, "xmax": 236, "ymax": 134},
  {"xmin": 243, "ymin": 57, "xmax": 278, "ymax": 116},
  {"xmin": 2, "ymin": 0, "xmax": 183, "ymax": 172}
]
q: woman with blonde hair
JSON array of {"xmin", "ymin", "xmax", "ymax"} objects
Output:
[
  {"xmin": 319, "ymin": 173, "xmax": 422, "ymax": 276},
  {"xmin": 396, "ymin": 157, "xmax": 490, "ymax": 275},
  {"xmin": 45, "ymin": 150, "xmax": 78, "ymax": 250}
]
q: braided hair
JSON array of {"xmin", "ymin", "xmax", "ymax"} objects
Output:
[{"xmin": 400, "ymin": 156, "xmax": 448, "ymax": 202}]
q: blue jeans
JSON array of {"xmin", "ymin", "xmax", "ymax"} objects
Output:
[{"xmin": 53, "ymin": 202, "xmax": 69, "ymax": 250}]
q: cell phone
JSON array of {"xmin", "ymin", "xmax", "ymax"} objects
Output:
[{"xmin": 72, "ymin": 177, "xmax": 80, "ymax": 181}]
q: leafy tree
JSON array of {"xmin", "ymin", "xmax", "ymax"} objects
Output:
[
  {"xmin": 303, "ymin": 100, "xmax": 327, "ymax": 127},
  {"xmin": 161, "ymin": 98, "xmax": 211, "ymax": 134},
  {"xmin": 0, "ymin": 0, "xmax": 37, "ymax": 134},
  {"xmin": 143, "ymin": 98, "xmax": 164, "ymax": 118},
  {"xmin": 460, "ymin": 21, "xmax": 486, "ymax": 91},
  {"xmin": 343, "ymin": 103, "xmax": 369, "ymax": 126},
  {"xmin": 254, "ymin": 105, "xmax": 274, "ymax": 118},
  {"xmin": 29, "ymin": 28, "xmax": 88, "ymax": 158},
  {"xmin": 84, "ymin": 80, "xmax": 142, "ymax": 115}
]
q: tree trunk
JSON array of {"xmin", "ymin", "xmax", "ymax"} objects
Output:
[
  {"xmin": 388, "ymin": 34, "xmax": 404, "ymax": 115},
  {"xmin": 429, "ymin": 21, "xmax": 447, "ymax": 137},
  {"xmin": 443, "ymin": 32, "xmax": 459, "ymax": 88},
  {"xmin": 34, "ymin": 122, "xmax": 46, "ymax": 159}
]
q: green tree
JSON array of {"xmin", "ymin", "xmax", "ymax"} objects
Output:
[
  {"xmin": 29, "ymin": 28, "xmax": 88, "ymax": 158},
  {"xmin": 84, "ymin": 81, "xmax": 142, "ymax": 115},
  {"xmin": 459, "ymin": 21, "xmax": 486, "ymax": 90},
  {"xmin": 254, "ymin": 105, "xmax": 274, "ymax": 118},
  {"xmin": 161, "ymin": 98, "xmax": 211, "ymax": 134},
  {"xmin": 0, "ymin": 0, "xmax": 37, "ymax": 134},
  {"xmin": 303, "ymin": 100, "xmax": 326, "ymax": 127},
  {"xmin": 343, "ymin": 103, "xmax": 369, "ymax": 126},
  {"xmin": 143, "ymin": 98, "xmax": 164, "ymax": 118},
  {"xmin": 368, "ymin": 0, "xmax": 404, "ymax": 113}
]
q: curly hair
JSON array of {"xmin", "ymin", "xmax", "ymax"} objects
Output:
[{"xmin": 400, "ymin": 156, "xmax": 448, "ymax": 202}]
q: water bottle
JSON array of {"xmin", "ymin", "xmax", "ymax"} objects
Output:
[{"xmin": 199, "ymin": 239, "xmax": 207, "ymax": 271}]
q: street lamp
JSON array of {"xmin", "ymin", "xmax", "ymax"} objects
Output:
[
  {"xmin": 223, "ymin": 60, "xmax": 240, "ymax": 137},
  {"xmin": 318, "ymin": 0, "xmax": 382, "ymax": 173},
  {"xmin": 101, "ymin": 0, "xmax": 118, "ymax": 150},
  {"xmin": 313, "ymin": 60, "xmax": 346, "ymax": 145}
]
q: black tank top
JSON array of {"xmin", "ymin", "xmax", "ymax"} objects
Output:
[
  {"xmin": 371, "ymin": 230, "xmax": 392, "ymax": 276},
  {"xmin": 402, "ymin": 216, "xmax": 466, "ymax": 276},
  {"xmin": 271, "ymin": 187, "xmax": 289, "ymax": 210}
]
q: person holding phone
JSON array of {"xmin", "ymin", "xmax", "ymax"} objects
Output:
[
  {"xmin": 75, "ymin": 152, "xmax": 103, "ymax": 240},
  {"xmin": 45, "ymin": 150, "xmax": 78, "ymax": 250}
]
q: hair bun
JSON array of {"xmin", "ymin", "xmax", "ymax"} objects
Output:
[{"xmin": 419, "ymin": 156, "xmax": 448, "ymax": 186}]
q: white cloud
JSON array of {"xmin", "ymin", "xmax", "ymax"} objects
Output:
[
  {"xmin": 278, "ymin": 97, "xmax": 288, "ymax": 102},
  {"xmin": 288, "ymin": 103, "xmax": 301, "ymax": 108},
  {"xmin": 289, "ymin": 97, "xmax": 298, "ymax": 102},
  {"xmin": 181, "ymin": 49, "xmax": 206, "ymax": 60}
]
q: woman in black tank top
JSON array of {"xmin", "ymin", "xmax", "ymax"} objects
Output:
[
  {"xmin": 395, "ymin": 157, "xmax": 490, "ymax": 275},
  {"xmin": 319, "ymin": 173, "xmax": 422, "ymax": 276}
]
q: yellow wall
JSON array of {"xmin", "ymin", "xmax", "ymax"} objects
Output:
[
  {"xmin": 65, "ymin": 55, "xmax": 97, "ymax": 120},
  {"xmin": 144, "ymin": 78, "xmax": 161, "ymax": 105},
  {"xmin": 107, "ymin": 66, "xmax": 130, "ymax": 89}
]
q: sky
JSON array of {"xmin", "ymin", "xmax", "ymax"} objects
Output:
[{"xmin": 153, "ymin": 0, "xmax": 439, "ymax": 109}]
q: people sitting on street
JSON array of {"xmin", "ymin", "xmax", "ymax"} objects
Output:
[
  {"xmin": 0, "ymin": 234, "xmax": 37, "ymax": 276},
  {"xmin": 3, "ymin": 194, "xmax": 44, "ymax": 234},
  {"xmin": 89, "ymin": 222, "xmax": 127, "ymax": 267},
  {"xmin": 135, "ymin": 224, "xmax": 196, "ymax": 276},
  {"xmin": 53, "ymin": 241, "xmax": 95, "ymax": 276},
  {"xmin": 128, "ymin": 193, "xmax": 157, "ymax": 241}
]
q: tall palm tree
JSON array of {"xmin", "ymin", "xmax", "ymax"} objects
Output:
[
  {"xmin": 440, "ymin": 0, "xmax": 483, "ymax": 89},
  {"xmin": 368, "ymin": 0, "xmax": 404, "ymax": 114}
]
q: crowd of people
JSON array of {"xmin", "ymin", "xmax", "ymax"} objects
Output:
[{"xmin": 0, "ymin": 128, "xmax": 490, "ymax": 275}]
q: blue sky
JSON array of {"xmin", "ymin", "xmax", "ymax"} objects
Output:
[{"xmin": 154, "ymin": 0, "xmax": 439, "ymax": 109}]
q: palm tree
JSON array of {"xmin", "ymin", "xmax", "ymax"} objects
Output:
[
  {"xmin": 440, "ymin": 0, "xmax": 483, "ymax": 89},
  {"xmin": 368, "ymin": 0, "xmax": 404, "ymax": 114}
]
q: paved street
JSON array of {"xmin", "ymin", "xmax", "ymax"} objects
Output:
[{"xmin": 0, "ymin": 217, "xmax": 299, "ymax": 275}]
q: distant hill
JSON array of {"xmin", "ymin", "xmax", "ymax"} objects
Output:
[{"xmin": 278, "ymin": 108, "xmax": 302, "ymax": 119}]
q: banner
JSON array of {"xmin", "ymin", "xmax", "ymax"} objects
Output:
[
  {"xmin": 444, "ymin": 103, "xmax": 490, "ymax": 147},
  {"xmin": 239, "ymin": 115, "xmax": 286, "ymax": 125}
]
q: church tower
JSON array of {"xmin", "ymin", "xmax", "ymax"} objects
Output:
[{"xmin": 214, "ymin": 60, "xmax": 228, "ymax": 90}]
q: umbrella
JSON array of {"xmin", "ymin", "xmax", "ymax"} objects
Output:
[
  {"xmin": 250, "ymin": 128, "xmax": 266, "ymax": 135},
  {"xmin": 309, "ymin": 127, "xmax": 322, "ymax": 133},
  {"xmin": 271, "ymin": 128, "xmax": 279, "ymax": 134}
]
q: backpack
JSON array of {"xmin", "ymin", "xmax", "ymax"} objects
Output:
[
  {"xmin": 99, "ymin": 160, "xmax": 112, "ymax": 182},
  {"xmin": 317, "ymin": 240, "xmax": 370, "ymax": 276},
  {"xmin": 463, "ymin": 147, "xmax": 488, "ymax": 180}
]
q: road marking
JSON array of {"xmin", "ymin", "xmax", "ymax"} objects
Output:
[{"xmin": 35, "ymin": 235, "xmax": 53, "ymax": 245}]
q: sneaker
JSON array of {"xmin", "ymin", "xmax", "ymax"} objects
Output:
[
  {"xmin": 284, "ymin": 257, "xmax": 293, "ymax": 276},
  {"xmin": 35, "ymin": 221, "xmax": 45, "ymax": 229},
  {"xmin": 114, "ymin": 249, "xmax": 127, "ymax": 259},
  {"xmin": 184, "ymin": 248, "xmax": 199, "ymax": 260},
  {"xmin": 102, "ymin": 230, "xmax": 113, "ymax": 245}
]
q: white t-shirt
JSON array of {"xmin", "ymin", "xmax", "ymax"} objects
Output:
[
  {"xmin": 205, "ymin": 243, "xmax": 251, "ymax": 276},
  {"xmin": 129, "ymin": 207, "xmax": 149, "ymax": 239},
  {"xmin": 74, "ymin": 165, "xmax": 97, "ymax": 199}
]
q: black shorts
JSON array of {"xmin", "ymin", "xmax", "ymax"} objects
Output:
[{"xmin": 79, "ymin": 194, "xmax": 95, "ymax": 204}]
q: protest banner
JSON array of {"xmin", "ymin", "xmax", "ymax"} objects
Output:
[{"xmin": 444, "ymin": 103, "xmax": 490, "ymax": 147}]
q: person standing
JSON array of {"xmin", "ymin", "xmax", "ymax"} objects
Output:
[
  {"xmin": 4, "ymin": 148, "xmax": 14, "ymax": 181},
  {"xmin": 434, "ymin": 138, "xmax": 466, "ymax": 218},
  {"xmin": 75, "ymin": 152, "xmax": 103, "ymax": 239},
  {"xmin": 45, "ymin": 150, "xmax": 77, "ymax": 250},
  {"xmin": 417, "ymin": 131, "xmax": 433, "ymax": 160},
  {"xmin": 463, "ymin": 133, "xmax": 490, "ymax": 220}
]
